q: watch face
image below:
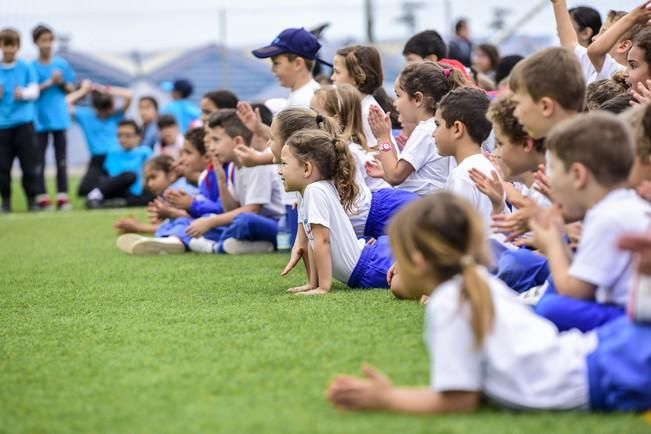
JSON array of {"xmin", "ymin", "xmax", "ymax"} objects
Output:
[{"xmin": 380, "ymin": 143, "xmax": 392, "ymax": 152}]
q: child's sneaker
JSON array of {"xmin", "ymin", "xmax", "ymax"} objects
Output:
[
  {"xmin": 56, "ymin": 194, "xmax": 72, "ymax": 211},
  {"xmin": 222, "ymin": 238, "xmax": 275, "ymax": 255},
  {"xmin": 629, "ymin": 274, "xmax": 651, "ymax": 323},
  {"xmin": 36, "ymin": 194, "xmax": 53, "ymax": 211},
  {"xmin": 117, "ymin": 234, "xmax": 185, "ymax": 255}
]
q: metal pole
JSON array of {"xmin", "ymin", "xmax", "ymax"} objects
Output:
[
  {"xmin": 219, "ymin": 8, "xmax": 229, "ymax": 88},
  {"xmin": 365, "ymin": 0, "xmax": 375, "ymax": 43},
  {"xmin": 443, "ymin": 0, "xmax": 452, "ymax": 35}
]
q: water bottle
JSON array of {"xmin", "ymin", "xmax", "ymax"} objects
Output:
[{"xmin": 276, "ymin": 215, "xmax": 291, "ymax": 251}]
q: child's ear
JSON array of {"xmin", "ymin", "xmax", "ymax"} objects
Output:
[
  {"xmin": 617, "ymin": 40, "xmax": 633, "ymax": 54},
  {"xmin": 452, "ymin": 120, "xmax": 465, "ymax": 139},
  {"xmin": 522, "ymin": 137, "xmax": 534, "ymax": 153},
  {"xmin": 570, "ymin": 162, "xmax": 589, "ymax": 189},
  {"xmin": 540, "ymin": 97, "xmax": 555, "ymax": 118},
  {"xmin": 303, "ymin": 160, "xmax": 313, "ymax": 178},
  {"xmin": 414, "ymin": 91, "xmax": 424, "ymax": 107},
  {"xmin": 234, "ymin": 135, "xmax": 247, "ymax": 147}
]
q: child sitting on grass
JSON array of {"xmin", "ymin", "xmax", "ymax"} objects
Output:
[
  {"xmin": 278, "ymin": 129, "xmax": 395, "ymax": 295},
  {"xmin": 327, "ymin": 192, "xmax": 651, "ymax": 414},
  {"xmin": 117, "ymin": 109, "xmax": 284, "ymax": 255}
]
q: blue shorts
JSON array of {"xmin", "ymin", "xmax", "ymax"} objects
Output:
[
  {"xmin": 535, "ymin": 279, "xmax": 625, "ymax": 332},
  {"xmin": 347, "ymin": 236, "xmax": 394, "ymax": 289},
  {"xmin": 364, "ymin": 188, "xmax": 418, "ymax": 239},
  {"xmin": 491, "ymin": 243, "xmax": 550, "ymax": 294},
  {"xmin": 155, "ymin": 216, "xmax": 223, "ymax": 248},
  {"xmin": 587, "ymin": 316, "xmax": 651, "ymax": 411}
]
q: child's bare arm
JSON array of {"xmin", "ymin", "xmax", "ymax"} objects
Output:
[
  {"xmin": 587, "ymin": 2, "xmax": 651, "ymax": 72},
  {"xmin": 65, "ymin": 79, "xmax": 92, "ymax": 112},
  {"xmin": 551, "ymin": 0, "xmax": 579, "ymax": 48},
  {"xmin": 214, "ymin": 163, "xmax": 239, "ymax": 212},
  {"xmin": 327, "ymin": 364, "xmax": 480, "ymax": 414},
  {"xmin": 185, "ymin": 204, "xmax": 262, "ymax": 238},
  {"xmin": 300, "ymin": 224, "xmax": 332, "ymax": 295}
]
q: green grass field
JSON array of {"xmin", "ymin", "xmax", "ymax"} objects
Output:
[{"xmin": 1, "ymin": 179, "xmax": 650, "ymax": 433}]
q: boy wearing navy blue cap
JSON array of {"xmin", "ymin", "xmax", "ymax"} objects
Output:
[
  {"xmin": 252, "ymin": 28, "xmax": 328, "ymax": 109},
  {"xmin": 160, "ymin": 78, "xmax": 200, "ymax": 134}
]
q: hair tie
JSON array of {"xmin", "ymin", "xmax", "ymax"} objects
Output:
[
  {"xmin": 315, "ymin": 114, "xmax": 324, "ymax": 125},
  {"xmin": 331, "ymin": 137, "xmax": 337, "ymax": 146},
  {"xmin": 442, "ymin": 67, "xmax": 451, "ymax": 78},
  {"xmin": 460, "ymin": 255, "xmax": 475, "ymax": 269}
]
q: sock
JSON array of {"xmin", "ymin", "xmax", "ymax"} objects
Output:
[
  {"xmin": 87, "ymin": 188, "xmax": 104, "ymax": 201},
  {"xmin": 188, "ymin": 237, "xmax": 218, "ymax": 254},
  {"xmin": 57, "ymin": 192, "xmax": 69, "ymax": 201}
]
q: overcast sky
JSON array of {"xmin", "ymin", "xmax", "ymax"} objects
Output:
[{"xmin": 0, "ymin": 0, "xmax": 642, "ymax": 57}]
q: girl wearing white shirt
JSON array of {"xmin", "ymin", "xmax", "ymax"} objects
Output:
[
  {"xmin": 311, "ymin": 85, "xmax": 418, "ymax": 239},
  {"xmin": 278, "ymin": 129, "xmax": 394, "ymax": 295},
  {"xmin": 366, "ymin": 61, "xmax": 465, "ymax": 196},
  {"xmin": 327, "ymin": 193, "xmax": 651, "ymax": 413}
]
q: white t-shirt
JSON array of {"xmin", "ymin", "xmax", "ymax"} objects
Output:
[
  {"xmin": 227, "ymin": 164, "xmax": 285, "ymax": 218},
  {"xmin": 347, "ymin": 142, "xmax": 372, "ymax": 237},
  {"xmin": 397, "ymin": 117, "xmax": 451, "ymax": 196},
  {"xmin": 574, "ymin": 45, "xmax": 596, "ymax": 83},
  {"xmin": 154, "ymin": 132, "xmax": 183, "ymax": 159},
  {"xmin": 569, "ymin": 188, "xmax": 651, "ymax": 305},
  {"xmin": 349, "ymin": 141, "xmax": 391, "ymax": 193},
  {"xmin": 299, "ymin": 181, "xmax": 365, "ymax": 283},
  {"xmin": 287, "ymin": 79, "xmax": 320, "ymax": 109},
  {"xmin": 594, "ymin": 54, "xmax": 626, "ymax": 82},
  {"xmin": 425, "ymin": 271, "xmax": 597, "ymax": 410},
  {"xmin": 361, "ymin": 94, "xmax": 382, "ymax": 148},
  {"xmin": 446, "ymin": 153, "xmax": 500, "ymax": 223}
]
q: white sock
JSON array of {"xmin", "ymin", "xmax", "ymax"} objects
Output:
[
  {"xmin": 87, "ymin": 188, "xmax": 103, "ymax": 201},
  {"xmin": 188, "ymin": 237, "xmax": 217, "ymax": 254}
]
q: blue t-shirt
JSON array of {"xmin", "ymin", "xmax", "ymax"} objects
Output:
[
  {"xmin": 167, "ymin": 177, "xmax": 199, "ymax": 197},
  {"xmin": 104, "ymin": 145, "xmax": 153, "ymax": 196},
  {"xmin": 161, "ymin": 99, "xmax": 200, "ymax": 133},
  {"xmin": 0, "ymin": 59, "xmax": 38, "ymax": 128},
  {"xmin": 140, "ymin": 121, "xmax": 157, "ymax": 149},
  {"xmin": 73, "ymin": 107, "xmax": 124, "ymax": 156},
  {"xmin": 33, "ymin": 57, "xmax": 76, "ymax": 132}
]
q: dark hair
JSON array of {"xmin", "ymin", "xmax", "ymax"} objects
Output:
[
  {"xmin": 286, "ymin": 129, "xmax": 359, "ymax": 213},
  {"xmin": 336, "ymin": 45, "xmax": 384, "ymax": 95},
  {"xmin": 586, "ymin": 78, "xmax": 628, "ymax": 111},
  {"xmin": 32, "ymin": 24, "xmax": 53, "ymax": 43},
  {"xmin": 455, "ymin": 19, "xmax": 468, "ymax": 34},
  {"xmin": 0, "ymin": 28, "xmax": 20, "ymax": 46},
  {"xmin": 598, "ymin": 93, "xmax": 635, "ymax": 114},
  {"xmin": 510, "ymin": 47, "xmax": 585, "ymax": 112},
  {"xmin": 476, "ymin": 44, "xmax": 500, "ymax": 70},
  {"xmin": 402, "ymin": 30, "xmax": 447, "ymax": 60},
  {"xmin": 373, "ymin": 87, "xmax": 401, "ymax": 129},
  {"xmin": 207, "ymin": 108, "xmax": 252, "ymax": 146},
  {"xmin": 494, "ymin": 55, "xmax": 523, "ymax": 86},
  {"xmin": 203, "ymin": 90, "xmax": 239, "ymax": 110},
  {"xmin": 157, "ymin": 114, "xmax": 177, "ymax": 129},
  {"xmin": 279, "ymin": 52, "xmax": 315, "ymax": 73},
  {"xmin": 569, "ymin": 6, "xmax": 602, "ymax": 43},
  {"xmin": 138, "ymin": 96, "xmax": 159, "ymax": 111},
  {"xmin": 184, "ymin": 127, "xmax": 206, "ymax": 155},
  {"xmin": 633, "ymin": 28, "xmax": 651, "ymax": 68},
  {"xmin": 145, "ymin": 155, "xmax": 174, "ymax": 173},
  {"xmin": 118, "ymin": 119, "xmax": 142, "ymax": 136},
  {"xmin": 251, "ymin": 102, "xmax": 273, "ymax": 126},
  {"xmin": 399, "ymin": 61, "xmax": 468, "ymax": 114},
  {"xmin": 546, "ymin": 112, "xmax": 633, "ymax": 187},
  {"xmin": 91, "ymin": 91, "xmax": 113, "ymax": 112},
  {"xmin": 439, "ymin": 87, "xmax": 492, "ymax": 145},
  {"xmin": 275, "ymin": 108, "xmax": 340, "ymax": 144}
]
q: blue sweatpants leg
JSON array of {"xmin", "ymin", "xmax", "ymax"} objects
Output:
[
  {"xmin": 217, "ymin": 212, "xmax": 278, "ymax": 252},
  {"xmin": 535, "ymin": 278, "xmax": 625, "ymax": 332},
  {"xmin": 495, "ymin": 247, "xmax": 550, "ymax": 293},
  {"xmin": 286, "ymin": 205, "xmax": 298, "ymax": 248}
]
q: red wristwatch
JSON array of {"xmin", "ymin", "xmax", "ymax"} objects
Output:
[{"xmin": 378, "ymin": 142, "xmax": 393, "ymax": 152}]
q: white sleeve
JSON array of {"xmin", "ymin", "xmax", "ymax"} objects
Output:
[
  {"xmin": 240, "ymin": 167, "xmax": 272, "ymax": 206},
  {"xmin": 596, "ymin": 54, "xmax": 626, "ymax": 81},
  {"xmin": 569, "ymin": 216, "xmax": 630, "ymax": 288},
  {"xmin": 573, "ymin": 45, "xmax": 596, "ymax": 82},
  {"xmin": 304, "ymin": 185, "xmax": 332, "ymax": 229},
  {"xmin": 426, "ymin": 290, "xmax": 482, "ymax": 391},
  {"xmin": 447, "ymin": 176, "xmax": 480, "ymax": 209},
  {"xmin": 20, "ymin": 83, "xmax": 40, "ymax": 100},
  {"xmin": 399, "ymin": 128, "xmax": 433, "ymax": 171}
]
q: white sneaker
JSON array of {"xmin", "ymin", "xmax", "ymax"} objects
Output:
[
  {"xmin": 222, "ymin": 238, "xmax": 274, "ymax": 255},
  {"xmin": 117, "ymin": 234, "xmax": 185, "ymax": 255},
  {"xmin": 519, "ymin": 284, "xmax": 547, "ymax": 306}
]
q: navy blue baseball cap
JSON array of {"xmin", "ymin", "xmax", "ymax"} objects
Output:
[{"xmin": 252, "ymin": 28, "xmax": 332, "ymax": 67}]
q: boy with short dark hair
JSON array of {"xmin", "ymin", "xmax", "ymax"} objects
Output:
[
  {"xmin": 160, "ymin": 79, "xmax": 200, "ymax": 133},
  {"xmin": 402, "ymin": 30, "xmax": 448, "ymax": 64},
  {"xmin": 155, "ymin": 114, "xmax": 182, "ymax": 158},
  {"xmin": 85, "ymin": 119, "xmax": 153, "ymax": 208},
  {"xmin": 0, "ymin": 28, "xmax": 42, "ymax": 212},
  {"xmin": 531, "ymin": 112, "xmax": 651, "ymax": 332},
  {"xmin": 433, "ymin": 87, "xmax": 498, "ymax": 223},
  {"xmin": 252, "ymin": 27, "xmax": 329, "ymax": 109},
  {"xmin": 32, "ymin": 24, "xmax": 76, "ymax": 210}
]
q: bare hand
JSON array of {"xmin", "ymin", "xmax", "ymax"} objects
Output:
[
  {"xmin": 528, "ymin": 204, "xmax": 565, "ymax": 254},
  {"xmin": 113, "ymin": 216, "xmax": 140, "ymax": 234},
  {"xmin": 164, "ymin": 189, "xmax": 192, "ymax": 210},
  {"xmin": 326, "ymin": 363, "xmax": 392, "ymax": 411},
  {"xmin": 295, "ymin": 288, "xmax": 329, "ymax": 296},
  {"xmin": 185, "ymin": 216, "xmax": 214, "ymax": 238},
  {"xmin": 13, "ymin": 86, "xmax": 23, "ymax": 100},
  {"xmin": 234, "ymin": 144, "xmax": 260, "ymax": 167},
  {"xmin": 532, "ymin": 164, "xmax": 553, "ymax": 201},
  {"xmin": 368, "ymin": 105, "xmax": 391, "ymax": 141},
  {"xmin": 630, "ymin": 80, "xmax": 651, "ymax": 105},
  {"xmin": 287, "ymin": 283, "xmax": 314, "ymax": 293},
  {"xmin": 236, "ymin": 101, "xmax": 263, "ymax": 134},
  {"xmin": 51, "ymin": 70, "xmax": 63, "ymax": 84},
  {"xmin": 492, "ymin": 199, "xmax": 540, "ymax": 241},
  {"xmin": 282, "ymin": 244, "xmax": 305, "ymax": 276},
  {"xmin": 468, "ymin": 168, "xmax": 504, "ymax": 213},
  {"xmin": 364, "ymin": 158, "xmax": 385, "ymax": 179},
  {"xmin": 386, "ymin": 262, "xmax": 398, "ymax": 286}
]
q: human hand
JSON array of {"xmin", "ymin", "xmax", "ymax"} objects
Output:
[
  {"xmin": 281, "ymin": 243, "xmax": 305, "ymax": 277},
  {"xmin": 637, "ymin": 180, "xmax": 651, "ymax": 202},
  {"xmin": 147, "ymin": 201, "xmax": 162, "ymax": 224},
  {"xmin": 234, "ymin": 144, "xmax": 260, "ymax": 167},
  {"xmin": 51, "ymin": 70, "xmax": 63, "ymax": 84},
  {"xmin": 628, "ymin": 1, "xmax": 651, "ymax": 25},
  {"xmin": 529, "ymin": 205, "xmax": 565, "ymax": 254},
  {"xmin": 164, "ymin": 189, "xmax": 192, "ymax": 210},
  {"xmin": 327, "ymin": 363, "xmax": 393, "ymax": 411},
  {"xmin": 386, "ymin": 262, "xmax": 398, "ymax": 286},
  {"xmin": 532, "ymin": 164, "xmax": 553, "ymax": 201},
  {"xmin": 469, "ymin": 168, "xmax": 505, "ymax": 213},
  {"xmin": 565, "ymin": 221, "xmax": 582, "ymax": 249},
  {"xmin": 364, "ymin": 158, "xmax": 385, "ymax": 179},
  {"xmin": 185, "ymin": 216, "xmax": 214, "ymax": 238},
  {"xmin": 236, "ymin": 101, "xmax": 263, "ymax": 134},
  {"xmin": 368, "ymin": 105, "xmax": 391, "ymax": 142},
  {"xmin": 492, "ymin": 199, "xmax": 540, "ymax": 241},
  {"xmin": 113, "ymin": 216, "xmax": 140, "ymax": 234},
  {"xmin": 630, "ymin": 80, "xmax": 651, "ymax": 105},
  {"xmin": 13, "ymin": 86, "xmax": 23, "ymax": 100}
]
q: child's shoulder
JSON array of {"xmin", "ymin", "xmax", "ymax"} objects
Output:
[{"xmin": 589, "ymin": 189, "xmax": 650, "ymax": 224}]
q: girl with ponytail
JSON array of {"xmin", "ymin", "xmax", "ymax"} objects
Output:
[
  {"xmin": 366, "ymin": 61, "xmax": 468, "ymax": 196},
  {"xmin": 328, "ymin": 192, "xmax": 651, "ymax": 414},
  {"xmin": 278, "ymin": 129, "xmax": 394, "ymax": 295}
]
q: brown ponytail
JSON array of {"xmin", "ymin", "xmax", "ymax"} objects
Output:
[
  {"xmin": 286, "ymin": 129, "xmax": 360, "ymax": 213},
  {"xmin": 388, "ymin": 192, "xmax": 494, "ymax": 346},
  {"xmin": 314, "ymin": 84, "xmax": 369, "ymax": 151},
  {"xmin": 398, "ymin": 61, "xmax": 469, "ymax": 114},
  {"xmin": 275, "ymin": 108, "xmax": 340, "ymax": 144}
]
